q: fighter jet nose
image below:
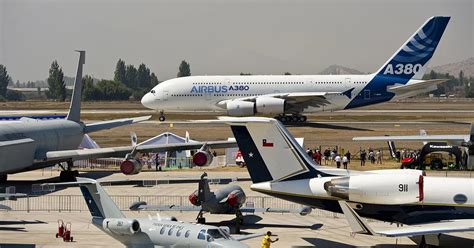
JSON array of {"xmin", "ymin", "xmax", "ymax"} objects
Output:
[{"xmin": 141, "ymin": 93, "xmax": 155, "ymax": 109}]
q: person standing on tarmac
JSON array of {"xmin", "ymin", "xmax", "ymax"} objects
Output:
[{"xmin": 262, "ymin": 231, "xmax": 279, "ymax": 248}]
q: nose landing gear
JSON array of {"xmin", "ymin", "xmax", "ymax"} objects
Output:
[{"xmin": 158, "ymin": 111, "xmax": 166, "ymax": 122}]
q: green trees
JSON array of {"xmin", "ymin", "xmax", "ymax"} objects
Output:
[
  {"xmin": 177, "ymin": 60, "xmax": 191, "ymax": 77},
  {"xmin": 95, "ymin": 80, "xmax": 131, "ymax": 100},
  {"xmin": 124, "ymin": 64, "xmax": 138, "ymax": 89},
  {"xmin": 114, "ymin": 59, "xmax": 126, "ymax": 84},
  {"xmin": 0, "ymin": 65, "xmax": 11, "ymax": 98},
  {"xmin": 46, "ymin": 60, "xmax": 66, "ymax": 101}
]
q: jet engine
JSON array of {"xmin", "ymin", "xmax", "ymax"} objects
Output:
[
  {"xmin": 226, "ymin": 190, "xmax": 246, "ymax": 207},
  {"xmin": 120, "ymin": 159, "xmax": 143, "ymax": 175},
  {"xmin": 324, "ymin": 174, "xmax": 424, "ymax": 205},
  {"xmin": 192, "ymin": 149, "xmax": 213, "ymax": 167},
  {"xmin": 189, "ymin": 190, "xmax": 201, "ymax": 206},
  {"xmin": 299, "ymin": 206, "xmax": 312, "ymax": 216},
  {"xmin": 103, "ymin": 218, "xmax": 140, "ymax": 235},
  {"xmin": 255, "ymin": 97, "xmax": 285, "ymax": 114},
  {"xmin": 226, "ymin": 100, "xmax": 255, "ymax": 116}
]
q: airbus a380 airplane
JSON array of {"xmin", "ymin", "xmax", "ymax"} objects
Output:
[{"xmin": 142, "ymin": 16, "xmax": 450, "ymax": 123}]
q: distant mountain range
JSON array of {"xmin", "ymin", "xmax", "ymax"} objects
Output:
[
  {"xmin": 318, "ymin": 65, "xmax": 364, "ymax": 75},
  {"xmin": 318, "ymin": 57, "xmax": 474, "ymax": 78},
  {"xmin": 428, "ymin": 57, "xmax": 474, "ymax": 78}
]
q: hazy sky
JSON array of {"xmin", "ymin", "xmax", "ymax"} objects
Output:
[{"xmin": 0, "ymin": 0, "xmax": 472, "ymax": 82}]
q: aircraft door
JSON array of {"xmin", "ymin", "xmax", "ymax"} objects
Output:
[
  {"xmin": 163, "ymin": 91, "xmax": 169, "ymax": 101},
  {"xmin": 364, "ymin": 90, "xmax": 370, "ymax": 99}
]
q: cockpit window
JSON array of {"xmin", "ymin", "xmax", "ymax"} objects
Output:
[
  {"xmin": 207, "ymin": 229, "xmax": 228, "ymax": 240},
  {"xmin": 150, "ymin": 90, "xmax": 155, "ymax": 94},
  {"xmin": 197, "ymin": 229, "xmax": 206, "ymax": 240}
]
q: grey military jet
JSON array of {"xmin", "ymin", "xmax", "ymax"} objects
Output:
[
  {"xmin": 131, "ymin": 172, "xmax": 312, "ymax": 225},
  {"xmin": 44, "ymin": 178, "xmax": 260, "ymax": 248},
  {"xmin": 0, "ymin": 51, "xmax": 235, "ymax": 182}
]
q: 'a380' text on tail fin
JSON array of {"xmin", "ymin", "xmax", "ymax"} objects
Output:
[{"xmin": 376, "ymin": 16, "xmax": 450, "ymax": 80}]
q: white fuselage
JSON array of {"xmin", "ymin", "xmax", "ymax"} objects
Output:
[{"xmin": 141, "ymin": 74, "xmax": 423, "ymax": 114}]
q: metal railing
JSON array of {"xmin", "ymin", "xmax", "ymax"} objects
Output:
[{"xmin": 0, "ymin": 195, "xmax": 341, "ymax": 218}]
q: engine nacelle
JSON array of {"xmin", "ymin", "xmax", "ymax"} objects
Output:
[
  {"xmin": 324, "ymin": 174, "xmax": 423, "ymax": 205},
  {"xmin": 226, "ymin": 100, "xmax": 255, "ymax": 116},
  {"xmin": 103, "ymin": 218, "xmax": 140, "ymax": 235},
  {"xmin": 299, "ymin": 206, "xmax": 312, "ymax": 216},
  {"xmin": 255, "ymin": 97, "xmax": 285, "ymax": 114},
  {"xmin": 226, "ymin": 190, "xmax": 246, "ymax": 207},
  {"xmin": 192, "ymin": 150, "xmax": 213, "ymax": 167},
  {"xmin": 120, "ymin": 159, "xmax": 143, "ymax": 175}
]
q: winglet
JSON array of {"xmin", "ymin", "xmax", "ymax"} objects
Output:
[
  {"xmin": 66, "ymin": 50, "xmax": 86, "ymax": 122},
  {"xmin": 338, "ymin": 200, "xmax": 376, "ymax": 235}
]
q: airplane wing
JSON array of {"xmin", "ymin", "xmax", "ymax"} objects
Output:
[
  {"xmin": 46, "ymin": 140, "xmax": 236, "ymax": 161},
  {"xmin": 353, "ymin": 135, "xmax": 468, "ymax": 142},
  {"xmin": 232, "ymin": 232, "xmax": 265, "ymax": 241},
  {"xmin": 129, "ymin": 202, "xmax": 202, "ymax": 211},
  {"xmin": 338, "ymin": 200, "xmax": 474, "ymax": 237},
  {"xmin": 218, "ymin": 89, "xmax": 355, "ymax": 111},
  {"xmin": 84, "ymin": 115, "xmax": 152, "ymax": 133},
  {"xmin": 240, "ymin": 206, "xmax": 312, "ymax": 216},
  {"xmin": 387, "ymin": 79, "xmax": 448, "ymax": 95}
]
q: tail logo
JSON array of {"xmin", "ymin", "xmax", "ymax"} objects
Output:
[{"xmin": 262, "ymin": 139, "xmax": 274, "ymax": 147}]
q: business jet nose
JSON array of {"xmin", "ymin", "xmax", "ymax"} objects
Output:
[{"xmin": 141, "ymin": 93, "xmax": 155, "ymax": 110}]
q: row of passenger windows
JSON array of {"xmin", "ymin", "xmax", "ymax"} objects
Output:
[
  {"xmin": 171, "ymin": 94, "xmax": 204, "ymax": 97},
  {"xmin": 214, "ymin": 94, "xmax": 262, "ymax": 97},
  {"xmin": 354, "ymin": 82, "xmax": 367, "ymax": 84},
  {"xmin": 159, "ymin": 226, "xmax": 191, "ymax": 238},
  {"xmin": 191, "ymin": 82, "xmax": 305, "ymax": 85}
]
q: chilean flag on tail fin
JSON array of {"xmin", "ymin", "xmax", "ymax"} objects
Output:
[{"xmin": 262, "ymin": 139, "xmax": 274, "ymax": 147}]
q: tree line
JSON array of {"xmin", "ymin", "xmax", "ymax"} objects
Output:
[{"xmin": 1, "ymin": 59, "xmax": 474, "ymax": 101}]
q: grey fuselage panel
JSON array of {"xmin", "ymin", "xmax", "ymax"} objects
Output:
[{"xmin": 0, "ymin": 120, "xmax": 84, "ymax": 174}]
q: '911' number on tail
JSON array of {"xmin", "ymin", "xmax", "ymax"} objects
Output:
[{"xmin": 384, "ymin": 64, "xmax": 422, "ymax": 75}]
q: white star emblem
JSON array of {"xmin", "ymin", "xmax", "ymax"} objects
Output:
[{"xmin": 248, "ymin": 152, "xmax": 254, "ymax": 158}]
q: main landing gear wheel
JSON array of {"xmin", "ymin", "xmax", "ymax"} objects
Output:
[
  {"xmin": 274, "ymin": 115, "xmax": 307, "ymax": 123},
  {"xmin": 158, "ymin": 111, "xmax": 166, "ymax": 122}
]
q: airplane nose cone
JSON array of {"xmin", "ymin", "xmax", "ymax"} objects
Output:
[{"xmin": 141, "ymin": 93, "xmax": 155, "ymax": 109}]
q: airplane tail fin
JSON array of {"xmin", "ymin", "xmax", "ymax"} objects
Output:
[
  {"xmin": 221, "ymin": 117, "xmax": 322, "ymax": 183},
  {"xmin": 375, "ymin": 16, "xmax": 450, "ymax": 80},
  {"xmin": 66, "ymin": 50, "xmax": 86, "ymax": 122},
  {"xmin": 198, "ymin": 173, "xmax": 212, "ymax": 202},
  {"xmin": 43, "ymin": 178, "xmax": 124, "ymax": 219}
]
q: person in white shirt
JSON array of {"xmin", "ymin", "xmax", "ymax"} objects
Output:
[
  {"xmin": 335, "ymin": 155, "xmax": 341, "ymax": 168},
  {"xmin": 342, "ymin": 155, "xmax": 349, "ymax": 169}
]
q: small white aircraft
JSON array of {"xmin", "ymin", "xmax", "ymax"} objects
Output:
[
  {"xmin": 43, "ymin": 178, "xmax": 262, "ymax": 248},
  {"xmin": 142, "ymin": 16, "xmax": 450, "ymax": 123},
  {"xmin": 209, "ymin": 117, "xmax": 474, "ymax": 247}
]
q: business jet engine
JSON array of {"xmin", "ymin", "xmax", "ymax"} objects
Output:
[
  {"xmin": 189, "ymin": 190, "xmax": 201, "ymax": 206},
  {"xmin": 103, "ymin": 218, "xmax": 140, "ymax": 235},
  {"xmin": 192, "ymin": 149, "xmax": 213, "ymax": 167},
  {"xmin": 120, "ymin": 159, "xmax": 143, "ymax": 175},
  {"xmin": 324, "ymin": 174, "xmax": 424, "ymax": 205}
]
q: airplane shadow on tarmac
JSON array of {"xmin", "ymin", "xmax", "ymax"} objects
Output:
[
  {"xmin": 285, "ymin": 122, "xmax": 372, "ymax": 131},
  {"xmin": 208, "ymin": 215, "xmax": 323, "ymax": 230},
  {"xmin": 296, "ymin": 238, "xmax": 416, "ymax": 248},
  {"xmin": 0, "ymin": 171, "xmax": 114, "ymax": 195},
  {"xmin": 0, "ymin": 244, "xmax": 35, "ymax": 248}
]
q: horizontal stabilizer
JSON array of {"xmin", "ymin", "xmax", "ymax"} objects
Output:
[
  {"xmin": 387, "ymin": 79, "xmax": 448, "ymax": 95},
  {"xmin": 84, "ymin": 116, "xmax": 151, "ymax": 133},
  {"xmin": 338, "ymin": 200, "xmax": 474, "ymax": 237}
]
